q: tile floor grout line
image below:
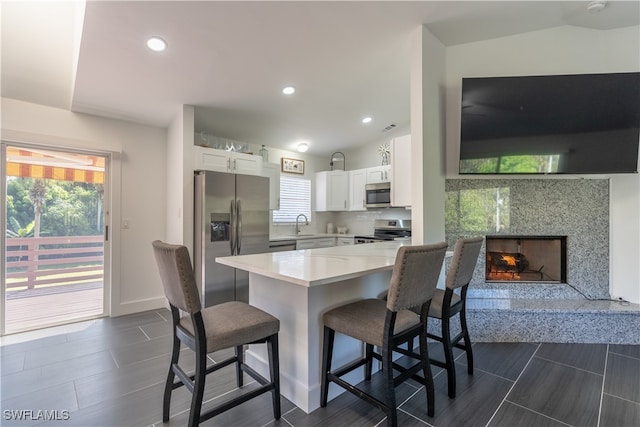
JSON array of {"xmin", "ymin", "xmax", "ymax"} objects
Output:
[
  {"xmin": 148, "ymin": 378, "xmax": 261, "ymax": 425},
  {"xmin": 602, "ymin": 391, "xmax": 640, "ymax": 406},
  {"xmin": 397, "ymin": 406, "xmax": 434, "ymax": 426},
  {"xmin": 533, "ymin": 355, "xmax": 606, "ymax": 376},
  {"xmin": 139, "ymin": 325, "xmax": 152, "ymax": 341},
  {"xmin": 503, "ymin": 400, "xmax": 573, "ymax": 426},
  {"xmin": 472, "ymin": 366, "xmax": 521, "ymax": 384},
  {"xmin": 608, "ymin": 351, "xmax": 640, "ymax": 362},
  {"xmin": 108, "ymin": 349, "xmax": 120, "ymax": 369},
  {"xmin": 155, "ymin": 310, "xmax": 169, "ymax": 322},
  {"xmin": 276, "ymin": 406, "xmax": 298, "ymax": 427},
  {"xmin": 596, "ymin": 344, "xmax": 610, "ymax": 427},
  {"xmin": 484, "ymin": 342, "xmax": 542, "ymax": 427}
]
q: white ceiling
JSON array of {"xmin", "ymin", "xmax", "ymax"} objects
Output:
[{"xmin": 2, "ymin": 1, "xmax": 639, "ymax": 156}]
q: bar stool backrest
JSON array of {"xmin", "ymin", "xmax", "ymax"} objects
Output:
[
  {"xmin": 446, "ymin": 237, "xmax": 484, "ymax": 290},
  {"xmin": 386, "ymin": 242, "xmax": 449, "ymax": 312},
  {"xmin": 152, "ymin": 240, "xmax": 202, "ymax": 314}
]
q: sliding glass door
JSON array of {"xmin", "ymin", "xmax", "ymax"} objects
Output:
[{"xmin": 1, "ymin": 143, "xmax": 108, "ymax": 334}]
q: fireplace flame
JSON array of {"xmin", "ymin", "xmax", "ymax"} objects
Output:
[{"xmin": 501, "ymin": 255, "xmax": 517, "ymax": 266}]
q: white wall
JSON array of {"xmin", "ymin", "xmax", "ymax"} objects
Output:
[
  {"xmin": 1, "ymin": 98, "xmax": 168, "ymax": 315},
  {"xmin": 443, "ymin": 25, "xmax": 640, "ymax": 303},
  {"xmin": 610, "ymin": 175, "xmax": 640, "ymax": 303},
  {"xmin": 341, "ymin": 123, "xmax": 410, "ymax": 170}
]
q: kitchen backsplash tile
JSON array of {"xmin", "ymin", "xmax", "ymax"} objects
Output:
[{"xmin": 269, "ymin": 208, "xmax": 411, "ymax": 238}]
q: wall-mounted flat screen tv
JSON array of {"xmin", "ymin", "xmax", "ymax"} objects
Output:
[{"xmin": 459, "ymin": 72, "xmax": 640, "ymax": 175}]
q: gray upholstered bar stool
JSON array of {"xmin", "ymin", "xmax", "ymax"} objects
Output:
[
  {"xmin": 426, "ymin": 236, "xmax": 483, "ymax": 398},
  {"xmin": 320, "ymin": 242, "xmax": 448, "ymax": 427},
  {"xmin": 151, "ymin": 240, "xmax": 281, "ymax": 427}
]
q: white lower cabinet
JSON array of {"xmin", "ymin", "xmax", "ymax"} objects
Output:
[
  {"xmin": 336, "ymin": 237, "xmax": 354, "ymax": 246},
  {"xmin": 296, "ymin": 237, "xmax": 336, "ymax": 250}
]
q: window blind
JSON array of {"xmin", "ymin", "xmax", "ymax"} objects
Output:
[{"xmin": 272, "ymin": 175, "xmax": 311, "ymax": 223}]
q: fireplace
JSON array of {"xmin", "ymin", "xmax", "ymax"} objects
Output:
[{"xmin": 485, "ymin": 236, "xmax": 567, "ymax": 283}]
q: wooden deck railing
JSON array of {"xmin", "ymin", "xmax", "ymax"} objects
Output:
[{"xmin": 5, "ymin": 236, "xmax": 104, "ymax": 290}]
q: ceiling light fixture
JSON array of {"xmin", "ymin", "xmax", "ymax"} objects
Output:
[
  {"xmin": 587, "ymin": 1, "xmax": 607, "ymax": 13},
  {"xmin": 282, "ymin": 86, "xmax": 296, "ymax": 95},
  {"xmin": 297, "ymin": 143, "xmax": 309, "ymax": 153},
  {"xmin": 362, "ymin": 116, "xmax": 372, "ymax": 124},
  {"xmin": 146, "ymin": 36, "xmax": 167, "ymax": 52}
]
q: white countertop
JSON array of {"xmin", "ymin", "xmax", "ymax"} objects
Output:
[{"xmin": 217, "ymin": 240, "xmax": 414, "ymax": 287}]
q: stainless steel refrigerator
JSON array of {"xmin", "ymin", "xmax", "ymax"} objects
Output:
[{"xmin": 194, "ymin": 170, "xmax": 269, "ymax": 307}]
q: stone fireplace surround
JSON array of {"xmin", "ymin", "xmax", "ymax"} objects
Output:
[
  {"xmin": 442, "ymin": 178, "xmax": 640, "ymax": 344},
  {"xmin": 446, "ymin": 178, "xmax": 609, "ymax": 299}
]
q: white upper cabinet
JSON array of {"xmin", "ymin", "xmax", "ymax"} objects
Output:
[
  {"xmin": 348, "ymin": 169, "xmax": 367, "ymax": 211},
  {"xmin": 194, "ymin": 146, "xmax": 262, "ymax": 176},
  {"xmin": 366, "ymin": 165, "xmax": 391, "ymax": 184},
  {"xmin": 390, "ymin": 134, "xmax": 411, "ymax": 207},
  {"xmin": 315, "ymin": 171, "xmax": 349, "ymax": 211},
  {"xmin": 261, "ymin": 163, "xmax": 280, "ymax": 210}
]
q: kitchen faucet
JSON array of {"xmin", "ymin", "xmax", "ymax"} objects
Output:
[{"xmin": 295, "ymin": 214, "xmax": 309, "ymax": 235}]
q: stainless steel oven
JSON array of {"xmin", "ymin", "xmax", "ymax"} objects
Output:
[
  {"xmin": 354, "ymin": 219, "xmax": 411, "ymax": 244},
  {"xmin": 365, "ymin": 182, "xmax": 391, "ymax": 208}
]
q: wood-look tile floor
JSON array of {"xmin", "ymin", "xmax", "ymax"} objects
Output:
[{"xmin": 1, "ymin": 309, "xmax": 639, "ymax": 427}]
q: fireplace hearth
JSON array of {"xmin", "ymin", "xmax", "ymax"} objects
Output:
[{"xmin": 485, "ymin": 236, "xmax": 567, "ymax": 283}]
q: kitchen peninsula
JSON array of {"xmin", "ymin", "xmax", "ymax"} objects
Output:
[{"xmin": 216, "ymin": 240, "xmax": 440, "ymax": 413}]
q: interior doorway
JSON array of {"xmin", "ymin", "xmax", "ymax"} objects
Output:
[{"xmin": 1, "ymin": 143, "xmax": 108, "ymax": 335}]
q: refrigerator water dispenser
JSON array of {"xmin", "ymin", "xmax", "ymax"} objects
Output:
[{"xmin": 210, "ymin": 213, "xmax": 230, "ymax": 242}]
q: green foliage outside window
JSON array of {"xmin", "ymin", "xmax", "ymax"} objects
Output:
[
  {"xmin": 446, "ymin": 186, "xmax": 510, "ymax": 235},
  {"xmin": 460, "ymin": 154, "xmax": 559, "ymax": 174},
  {"xmin": 6, "ymin": 177, "xmax": 104, "ymax": 237}
]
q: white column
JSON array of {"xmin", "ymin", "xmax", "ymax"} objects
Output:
[{"xmin": 409, "ymin": 25, "xmax": 446, "ymax": 245}]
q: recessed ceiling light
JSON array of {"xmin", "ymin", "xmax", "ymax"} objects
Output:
[
  {"xmin": 282, "ymin": 86, "xmax": 296, "ymax": 95},
  {"xmin": 146, "ymin": 36, "xmax": 167, "ymax": 52},
  {"xmin": 362, "ymin": 117, "xmax": 372, "ymax": 124},
  {"xmin": 297, "ymin": 142, "xmax": 309, "ymax": 153}
]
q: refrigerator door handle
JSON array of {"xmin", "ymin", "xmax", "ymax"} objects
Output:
[
  {"xmin": 237, "ymin": 200, "xmax": 243, "ymax": 254},
  {"xmin": 230, "ymin": 200, "xmax": 237, "ymax": 255}
]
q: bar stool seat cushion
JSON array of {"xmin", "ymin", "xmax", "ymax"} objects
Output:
[
  {"xmin": 181, "ymin": 301, "xmax": 280, "ymax": 353},
  {"xmin": 427, "ymin": 289, "xmax": 461, "ymax": 319},
  {"xmin": 323, "ymin": 298, "xmax": 420, "ymax": 348}
]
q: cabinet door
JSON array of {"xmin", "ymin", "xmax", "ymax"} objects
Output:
[
  {"xmin": 366, "ymin": 165, "xmax": 391, "ymax": 183},
  {"xmin": 382, "ymin": 165, "xmax": 390, "ymax": 182},
  {"xmin": 232, "ymin": 152, "xmax": 262, "ymax": 176},
  {"xmin": 327, "ymin": 171, "xmax": 349, "ymax": 211},
  {"xmin": 336, "ymin": 237, "xmax": 354, "ymax": 246},
  {"xmin": 194, "ymin": 146, "xmax": 231, "ymax": 172},
  {"xmin": 316, "ymin": 171, "xmax": 348, "ymax": 211},
  {"xmin": 296, "ymin": 237, "xmax": 336, "ymax": 250},
  {"xmin": 366, "ymin": 166, "xmax": 384, "ymax": 184},
  {"xmin": 349, "ymin": 169, "xmax": 367, "ymax": 211},
  {"xmin": 261, "ymin": 163, "xmax": 280, "ymax": 210},
  {"xmin": 391, "ymin": 134, "xmax": 411, "ymax": 207}
]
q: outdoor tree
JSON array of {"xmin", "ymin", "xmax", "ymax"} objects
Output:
[
  {"xmin": 28, "ymin": 179, "xmax": 47, "ymax": 238},
  {"xmin": 6, "ymin": 177, "xmax": 104, "ymax": 237}
]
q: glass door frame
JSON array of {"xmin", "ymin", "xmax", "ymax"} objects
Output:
[{"xmin": 1, "ymin": 141, "xmax": 112, "ymax": 335}]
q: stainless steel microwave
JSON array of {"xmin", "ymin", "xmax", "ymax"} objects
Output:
[{"xmin": 365, "ymin": 182, "xmax": 391, "ymax": 208}]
